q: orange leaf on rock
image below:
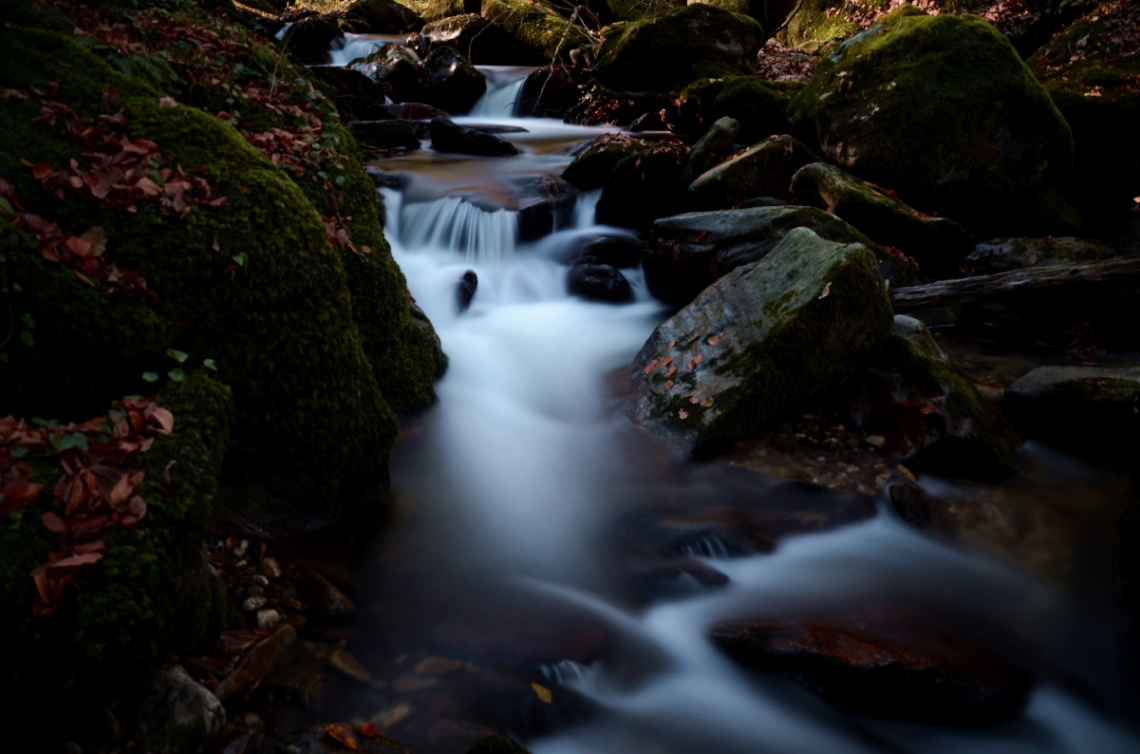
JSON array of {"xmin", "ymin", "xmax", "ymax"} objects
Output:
[
  {"xmin": 357, "ymin": 723, "xmax": 383, "ymax": 739},
  {"xmin": 324, "ymin": 724, "xmax": 359, "ymax": 751},
  {"xmin": 53, "ymin": 551, "xmax": 103, "ymax": 568}
]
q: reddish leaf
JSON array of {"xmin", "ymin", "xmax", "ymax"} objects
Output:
[
  {"xmin": 42, "ymin": 512, "xmax": 67, "ymax": 533},
  {"xmin": 324, "ymin": 724, "xmax": 359, "ymax": 751},
  {"xmin": 358, "ymin": 723, "xmax": 384, "ymax": 739},
  {"xmin": 53, "ymin": 551, "xmax": 103, "ymax": 568}
]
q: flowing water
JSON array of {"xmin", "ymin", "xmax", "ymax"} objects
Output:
[{"xmin": 327, "ymin": 46, "xmax": 1140, "ymax": 753}]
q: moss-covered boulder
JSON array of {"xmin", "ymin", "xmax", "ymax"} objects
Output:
[
  {"xmin": 602, "ymin": 0, "xmax": 683, "ymax": 23},
  {"xmin": 0, "ymin": 374, "xmax": 231, "ymax": 721},
  {"xmin": 1002, "ymin": 365, "xmax": 1140, "ymax": 460},
  {"xmin": 644, "ymin": 204, "xmax": 915, "ymax": 305},
  {"xmin": 687, "ymin": 134, "xmax": 819, "ymax": 209},
  {"xmin": 791, "ymin": 161, "xmax": 975, "ymax": 276},
  {"xmin": 400, "ymin": 0, "xmax": 475, "ymax": 23},
  {"xmin": 680, "ymin": 116, "xmax": 741, "ymax": 186},
  {"xmin": 422, "ymin": 13, "xmax": 548, "ymax": 64},
  {"xmin": 679, "ymin": 75, "xmax": 797, "ymax": 145},
  {"xmin": 687, "ymin": 0, "xmax": 798, "ymax": 34},
  {"xmin": 481, "ymin": 0, "xmax": 595, "ymax": 64},
  {"xmin": 776, "ymin": 0, "xmax": 891, "ymax": 52},
  {"xmin": 850, "ymin": 317, "xmax": 1020, "ymax": 480},
  {"xmin": 344, "ymin": 0, "xmax": 425, "ymax": 33},
  {"xmin": 0, "ymin": 24, "xmax": 402, "ymax": 511},
  {"xmin": 593, "ymin": 5, "xmax": 765, "ymax": 91},
  {"xmin": 788, "ymin": 8, "xmax": 1075, "ymax": 236},
  {"xmin": 629, "ymin": 226, "xmax": 893, "ymax": 454},
  {"xmin": 963, "ymin": 236, "xmax": 1118, "ymax": 276},
  {"xmin": 1028, "ymin": 0, "xmax": 1140, "ymax": 228}
]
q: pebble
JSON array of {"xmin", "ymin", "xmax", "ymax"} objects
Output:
[
  {"xmin": 414, "ymin": 656, "xmax": 463, "ymax": 676},
  {"xmin": 256, "ymin": 609, "xmax": 281, "ymax": 630},
  {"xmin": 866, "ymin": 435, "xmax": 886, "ymax": 448},
  {"xmin": 329, "ymin": 648, "xmax": 372, "ymax": 683},
  {"xmin": 247, "ymin": 585, "xmax": 265, "ymax": 598},
  {"xmin": 372, "ymin": 702, "xmax": 413, "ymax": 729},
  {"xmin": 242, "ymin": 596, "xmax": 267, "ymax": 612},
  {"xmin": 260, "ymin": 557, "xmax": 282, "ymax": 580},
  {"xmin": 232, "ymin": 539, "xmax": 249, "ymax": 558},
  {"xmin": 249, "ymin": 574, "xmax": 269, "ymax": 587}
]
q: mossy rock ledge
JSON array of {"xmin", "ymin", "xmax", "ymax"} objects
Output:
[
  {"xmin": 629, "ymin": 226, "xmax": 893, "ymax": 455},
  {"xmin": 0, "ymin": 22, "xmax": 437, "ymax": 514},
  {"xmin": 788, "ymin": 7, "xmax": 1075, "ymax": 237}
]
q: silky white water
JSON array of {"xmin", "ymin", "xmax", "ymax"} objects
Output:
[{"xmin": 362, "ymin": 66, "xmax": 1140, "ymax": 753}]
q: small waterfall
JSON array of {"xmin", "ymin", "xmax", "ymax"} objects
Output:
[
  {"xmin": 397, "ymin": 196, "xmax": 518, "ymax": 264},
  {"xmin": 328, "ymin": 32, "xmax": 407, "ymax": 67},
  {"xmin": 468, "ymin": 66, "xmax": 533, "ymax": 118}
]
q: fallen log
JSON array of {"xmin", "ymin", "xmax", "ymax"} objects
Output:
[{"xmin": 889, "ymin": 258, "xmax": 1140, "ymax": 312}]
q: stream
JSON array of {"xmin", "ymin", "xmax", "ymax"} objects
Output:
[{"xmin": 327, "ymin": 37, "xmax": 1140, "ymax": 754}]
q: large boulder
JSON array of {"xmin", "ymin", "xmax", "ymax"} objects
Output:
[
  {"xmin": 1028, "ymin": 0, "xmax": 1140, "ymax": 230},
  {"xmin": 710, "ymin": 606, "xmax": 1033, "ymax": 723},
  {"xmin": 282, "ymin": 14, "xmax": 344, "ymax": 65},
  {"xmin": 629, "ymin": 227, "xmax": 893, "ymax": 454},
  {"xmin": 353, "ymin": 42, "xmax": 428, "ymax": 103},
  {"xmin": 602, "ymin": 0, "xmax": 683, "ymax": 23},
  {"xmin": 687, "ymin": 134, "xmax": 819, "ymax": 209},
  {"xmin": 399, "ymin": 0, "xmax": 476, "ymax": 23},
  {"xmin": 481, "ymin": 0, "xmax": 595, "ymax": 64},
  {"xmin": 962, "ymin": 236, "xmax": 1118, "ymax": 276},
  {"xmin": 515, "ymin": 66, "xmax": 581, "ymax": 118},
  {"xmin": 644, "ymin": 205, "xmax": 915, "ymax": 305},
  {"xmin": 1002, "ymin": 365, "xmax": 1140, "ymax": 460},
  {"xmin": 421, "ymin": 13, "xmax": 548, "ymax": 65},
  {"xmin": 562, "ymin": 133, "xmax": 653, "ymax": 190},
  {"xmin": 593, "ymin": 5, "xmax": 765, "ymax": 92},
  {"xmin": 422, "ymin": 46, "xmax": 487, "ymax": 113},
  {"xmin": 595, "ymin": 139, "xmax": 690, "ymax": 229},
  {"xmin": 788, "ymin": 7, "xmax": 1075, "ymax": 236},
  {"xmin": 680, "ymin": 116, "xmax": 741, "ymax": 186},
  {"xmin": 344, "ymin": 0, "xmax": 425, "ymax": 33},
  {"xmin": 791, "ymin": 161, "xmax": 975, "ymax": 276}
]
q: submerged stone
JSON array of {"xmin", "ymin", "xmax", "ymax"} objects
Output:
[{"xmin": 629, "ymin": 227, "xmax": 893, "ymax": 455}]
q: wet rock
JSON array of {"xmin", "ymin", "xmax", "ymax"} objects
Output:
[
  {"xmin": 329, "ymin": 648, "xmax": 372, "ymax": 683},
  {"xmin": 595, "ymin": 139, "xmax": 690, "ymax": 229},
  {"xmin": 791, "ymin": 162, "xmax": 975, "ymax": 276},
  {"xmin": 355, "ymin": 43, "xmax": 427, "ymax": 103},
  {"xmin": 308, "ymin": 66, "xmax": 389, "ymax": 122},
  {"xmin": 552, "ymin": 233, "xmax": 641, "ymax": 269},
  {"xmin": 344, "ymin": 0, "xmax": 425, "ymax": 33},
  {"xmin": 622, "ymin": 557, "xmax": 730, "ymax": 603},
  {"xmin": 265, "ymin": 725, "xmax": 418, "ymax": 753},
  {"xmin": 291, "ymin": 563, "xmax": 356, "ymax": 622},
  {"xmin": 215, "ymin": 625, "xmax": 298, "ymax": 701},
  {"xmin": 415, "ymin": 656, "xmax": 464, "ymax": 675},
  {"xmin": 566, "ymin": 263, "xmax": 634, "ymax": 303},
  {"xmin": 347, "ymin": 120, "xmax": 422, "ymax": 150},
  {"xmin": 682, "ymin": 76, "xmax": 797, "ymax": 145},
  {"xmin": 593, "ymin": 5, "xmax": 764, "ymax": 92},
  {"xmin": 680, "ymin": 116, "xmax": 740, "ymax": 186},
  {"xmin": 422, "ymin": 14, "xmax": 548, "ymax": 65},
  {"xmin": 788, "ymin": 7, "xmax": 1075, "ymax": 236},
  {"xmin": 134, "ymin": 664, "xmax": 225, "ymax": 754},
  {"xmin": 457, "ymin": 270, "xmax": 478, "ymax": 312},
  {"xmin": 284, "ymin": 15, "xmax": 343, "ymax": 65},
  {"xmin": 963, "ymin": 237, "xmax": 1118, "ymax": 276},
  {"xmin": 562, "ymin": 134, "xmax": 654, "ymax": 191},
  {"xmin": 423, "ymin": 46, "xmax": 486, "ymax": 114},
  {"xmin": 848, "ymin": 317, "xmax": 1021, "ymax": 481},
  {"xmin": 1122, "ymin": 497, "xmax": 1140, "ymax": 615},
  {"xmin": 261, "ymin": 557, "xmax": 282, "ymax": 580},
  {"xmin": 243, "ymin": 595, "xmax": 267, "ymax": 612},
  {"xmin": 687, "ymin": 135, "xmax": 819, "ymax": 210},
  {"xmin": 644, "ymin": 205, "xmax": 913, "ymax": 307},
  {"xmin": 374, "ymin": 102, "xmax": 450, "ymax": 121},
  {"xmin": 515, "ymin": 66, "xmax": 582, "ymax": 118},
  {"xmin": 429, "ymin": 117, "xmax": 519, "ymax": 156},
  {"xmin": 709, "ymin": 607, "xmax": 1033, "ymax": 723},
  {"xmin": 481, "ymin": 0, "xmax": 594, "ymax": 63},
  {"xmin": 257, "ymin": 608, "xmax": 283, "ymax": 630},
  {"xmin": 466, "ymin": 735, "xmax": 532, "ymax": 754},
  {"xmin": 630, "ymin": 227, "xmax": 893, "ymax": 455},
  {"xmin": 1002, "ymin": 365, "xmax": 1140, "ymax": 459},
  {"xmin": 508, "ymin": 174, "xmax": 578, "ymax": 241}
]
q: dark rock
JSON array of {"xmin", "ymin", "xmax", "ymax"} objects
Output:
[
  {"xmin": 214, "ymin": 625, "xmax": 298, "ymax": 702},
  {"xmin": 365, "ymin": 166, "xmax": 404, "ymax": 190},
  {"xmin": 1002, "ymin": 365, "xmax": 1140, "ymax": 460},
  {"xmin": 423, "ymin": 46, "xmax": 486, "ymax": 114},
  {"xmin": 628, "ymin": 110, "xmax": 671, "ymax": 133},
  {"xmin": 699, "ymin": 0, "xmax": 799, "ymax": 32},
  {"xmin": 687, "ymin": 134, "xmax": 819, "ymax": 209},
  {"xmin": 622, "ymin": 557, "xmax": 729, "ymax": 604},
  {"xmin": 848, "ymin": 316, "xmax": 1021, "ymax": 481},
  {"xmin": 680, "ymin": 116, "xmax": 740, "ymax": 186},
  {"xmin": 134, "ymin": 665, "xmax": 225, "ymax": 754},
  {"xmin": 629, "ymin": 227, "xmax": 893, "ymax": 455},
  {"xmin": 515, "ymin": 66, "xmax": 581, "ymax": 118},
  {"xmin": 347, "ymin": 120, "xmax": 422, "ymax": 149},
  {"xmin": 266, "ymin": 725, "xmax": 418, "ymax": 753},
  {"xmin": 354, "ymin": 42, "xmax": 427, "ymax": 103},
  {"xmin": 552, "ymin": 233, "xmax": 641, "ymax": 269},
  {"xmin": 457, "ymin": 270, "xmax": 478, "ymax": 312},
  {"xmin": 283, "ymin": 15, "xmax": 343, "ymax": 65},
  {"xmin": 466, "ymin": 735, "xmax": 532, "ymax": 754},
  {"xmin": 686, "ymin": 75, "xmax": 797, "ymax": 145},
  {"xmin": 308, "ymin": 65, "xmax": 389, "ymax": 122},
  {"xmin": 566, "ymin": 263, "xmax": 634, "ymax": 303},
  {"xmin": 291, "ymin": 562, "xmax": 356, "ymax": 621},
  {"xmin": 791, "ymin": 162, "xmax": 975, "ymax": 277},
  {"xmin": 429, "ymin": 117, "xmax": 519, "ymax": 156},
  {"xmin": 481, "ymin": 0, "xmax": 594, "ymax": 63},
  {"xmin": 562, "ymin": 133, "xmax": 653, "ymax": 191},
  {"xmin": 505, "ymin": 174, "xmax": 578, "ymax": 241},
  {"xmin": 593, "ymin": 5, "xmax": 765, "ymax": 92},
  {"xmin": 644, "ymin": 205, "xmax": 915, "ymax": 307},
  {"xmin": 963, "ymin": 237, "xmax": 1118, "ymax": 276},
  {"xmin": 344, "ymin": 0, "xmax": 425, "ymax": 33},
  {"xmin": 422, "ymin": 13, "xmax": 548, "ymax": 65},
  {"xmin": 374, "ymin": 102, "xmax": 450, "ymax": 121},
  {"xmin": 788, "ymin": 8, "xmax": 1075, "ymax": 237},
  {"xmin": 595, "ymin": 139, "xmax": 690, "ymax": 229},
  {"xmin": 710, "ymin": 606, "xmax": 1033, "ymax": 723}
]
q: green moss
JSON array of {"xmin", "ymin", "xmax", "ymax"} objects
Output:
[
  {"xmin": 776, "ymin": 0, "xmax": 892, "ymax": 52},
  {"xmin": 709, "ymin": 76, "xmax": 793, "ymax": 143},
  {"xmin": 0, "ymin": 26, "xmax": 396, "ymax": 511},
  {"xmin": 0, "ymin": 373, "xmax": 231, "ymax": 711},
  {"xmin": 789, "ymin": 9, "xmax": 1075, "ymax": 236},
  {"xmin": 481, "ymin": 0, "xmax": 595, "ymax": 63},
  {"xmin": 601, "ymin": 0, "xmax": 682, "ymax": 23},
  {"xmin": 594, "ymin": 4, "xmax": 765, "ymax": 91},
  {"xmin": 400, "ymin": 0, "xmax": 469, "ymax": 23}
]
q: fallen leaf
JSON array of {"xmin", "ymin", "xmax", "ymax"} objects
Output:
[
  {"xmin": 324, "ymin": 723, "xmax": 359, "ymax": 750},
  {"xmin": 818, "ymin": 282, "xmax": 831, "ymax": 300},
  {"xmin": 358, "ymin": 723, "xmax": 384, "ymax": 739},
  {"xmin": 531, "ymin": 682, "xmax": 553, "ymax": 703}
]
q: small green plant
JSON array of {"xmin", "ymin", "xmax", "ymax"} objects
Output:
[{"xmin": 142, "ymin": 349, "xmax": 217, "ymax": 384}]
